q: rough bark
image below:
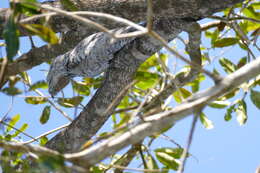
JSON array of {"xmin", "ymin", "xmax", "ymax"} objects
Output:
[
  {"xmin": 0, "ymin": 0, "xmax": 244, "ymax": 153},
  {"xmin": 45, "ymin": 0, "xmax": 244, "ymax": 153}
]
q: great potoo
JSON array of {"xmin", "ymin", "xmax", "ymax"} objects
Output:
[{"xmin": 47, "ymin": 23, "xmax": 145, "ymax": 97}]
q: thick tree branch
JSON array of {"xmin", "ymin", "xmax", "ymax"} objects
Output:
[
  {"xmin": 1, "ymin": 56, "xmax": 259, "ymax": 168},
  {"xmin": 65, "ymin": 56, "xmax": 260, "ymax": 167},
  {"xmin": 0, "ymin": 0, "xmax": 243, "ymax": 37},
  {"xmin": 45, "ymin": 0, "xmax": 245, "ymax": 153}
]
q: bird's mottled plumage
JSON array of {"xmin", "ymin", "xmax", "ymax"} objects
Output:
[{"xmin": 47, "ymin": 24, "xmax": 144, "ymax": 97}]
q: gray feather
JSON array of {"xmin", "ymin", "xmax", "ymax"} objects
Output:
[{"xmin": 47, "ymin": 23, "xmax": 145, "ymax": 96}]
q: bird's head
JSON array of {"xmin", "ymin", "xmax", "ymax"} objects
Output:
[{"xmin": 47, "ymin": 55, "xmax": 70, "ymax": 97}]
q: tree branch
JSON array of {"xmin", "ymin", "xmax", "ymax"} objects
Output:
[
  {"xmin": 45, "ymin": 0, "xmax": 245, "ymax": 153},
  {"xmin": 65, "ymin": 56, "xmax": 260, "ymax": 167}
]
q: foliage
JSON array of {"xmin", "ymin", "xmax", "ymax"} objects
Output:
[{"xmin": 0, "ymin": 0, "xmax": 259, "ymax": 172}]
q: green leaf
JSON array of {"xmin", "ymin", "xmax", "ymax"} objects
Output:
[
  {"xmin": 12, "ymin": 123, "xmax": 28, "ymax": 137},
  {"xmin": 242, "ymin": 6, "xmax": 260, "ymax": 19},
  {"xmin": 25, "ymin": 96, "xmax": 47, "ymax": 105},
  {"xmin": 236, "ymin": 100, "xmax": 247, "ymax": 125},
  {"xmin": 7, "ymin": 114, "xmax": 20, "ymax": 132},
  {"xmin": 114, "ymin": 113, "xmax": 131, "ymax": 128},
  {"xmin": 250, "ymin": 89, "xmax": 260, "ymax": 109},
  {"xmin": 219, "ymin": 58, "xmax": 236, "ymax": 74},
  {"xmin": 58, "ymin": 96, "xmax": 83, "ymax": 108},
  {"xmin": 219, "ymin": 88, "xmax": 240, "ymax": 101},
  {"xmin": 139, "ymin": 54, "xmax": 159, "ymax": 71},
  {"xmin": 20, "ymin": 72, "xmax": 31, "ymax": 84},
  {"xmin": 72, "ymin": 80, "xmax": 90, "ymax": 96},
  {"xmin": 250, "ymin": 2, "xmax": 260, "ymax": 10},
  {"xmin": 145, "ymin": 154, "xmax": 159, "ymax": 171},
  {"xmin": 209, "ymin": 100, "xmax": 230, "ymax": 109},
  {"xmin": 29, "ymin": 80, "xmax": 48, "ymax": 90},
  {"xmin": 3, "ymin": 14, "xmax": 19, "ymax": 60},
  {"xmin": 155, "ymin": 148, "xmax": 184, "ymax": 170},
  {"xmin": 173, "ymin": 88, "xmax": 192, "ymax": 103},
  {"xmin": 135, "ymin": 71, "xmax": 160, "ymax": 90},
  {"xmin": 40, "ymin": 136, "xmax": 48, "ymax": 146},
  {"xmin": 188, "ymin": 74, "xmax": 205, "ymax": 93},
  {"xmin": 173, "ymin": 90, "xmax": 182, "ymax": 103},
  {"xmin": 213, "ymin": 37, "xmax": 239, "ymax": 48},
  {"xmin": 205, "ymin": 29, "xmax": 220, "ymax": 46},
  {"xmin": 237, "ymin": 57, "xmax": 247, "ymax": 69},
  {"xmin": 2, "ymin": 87, "xmax": 22, "ymax": 96},
  {"xmin": 155, "ymin": 148, "xmax": 184, "ymax": 159},
  {"xmin": 40, "ymin": 106, "xmax": 51, "ymax": 124},
  {"xmin": 21, "ymin": 24, "xmax": 59, "ymax": 44},
  {"xmin": 8, "ymin": 76, "xmax": 21, "ymax": 88},
  {"xmin": 225, "ymin": 104, "xmax": 236, "ymax": 121},
  {"xmin": 199, "ymin": 112, "xmax": 214, "ymax": 129},
  {"xmin": 11, "ymin": 0, "xmax": 40, "ymax": 16},
  {"xmin": 60, "ymin": 0, "xmax": 78, "ymax": 11}
]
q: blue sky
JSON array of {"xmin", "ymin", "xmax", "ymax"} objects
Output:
[{"xmin": 0, "ymin": 1, "xmax": 260, "ymax": 173}]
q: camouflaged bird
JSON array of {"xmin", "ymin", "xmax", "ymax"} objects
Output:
[{"xmin": 47, "ymin": 23, "xmax": 145, "ymax": 97}]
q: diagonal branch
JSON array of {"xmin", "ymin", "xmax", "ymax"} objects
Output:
[
  {"xmin": 65, "ymin": 56, "xmax": 260, "ymax": 167},
  {"xmin": 1, "ymin": 56, "xmax": 259, "ymax": 168},
  {"xmin": 45, "ymin": 0, "xmax": 245, "ymax": 153}
]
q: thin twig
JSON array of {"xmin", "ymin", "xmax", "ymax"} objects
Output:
[
  {"xmin": 22, "ymin": 123, "xmax": 70, "ymax": 144},
  {"xmin": 149, "ymin": 31, "xmax": 221, "ymax": 82},
  {"xmin": 177, "ymin": 111, "xmax": 200, "ymax": 173},
  {"xmin": 0, "ymin": 121, "xmax": 37, "ymax": 141},
  {"xmin": 146, "ymin": 0, "xmax": 153, "ymax": 32}
]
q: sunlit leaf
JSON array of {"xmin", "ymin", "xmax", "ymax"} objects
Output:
[
  {"xmin": 250, "ymin": 2, "xmax": 260, "ymax": 10},
  {"xmin": 29, "ymin": 80, "xmax": 48, "ymax": 90},
  {"xmin": 205, "ymin": 29, "xmax": 219, "ymax": 46},
  {"xmin": 72, "ymin": 80, "xmax": 90, "ymax": 96},
  {"xmin": 145, "ymin": 154, "xmax": 159, "ymax": 171},
  {"xmin": 209, "ymin": 100, "xmax": 230, "ymax": 109},
  {"xmin": 236, "ymin": 100, "xmax": 247, "ymax": 125},
  {"xmin": 135, "ymin": 71, "xmax": 160, "ymax": 90},
  {"xmin": 21, "ymin": 24, "xmax": 59, "ymax": 44},
  {"xmin": 173, "ymin": 90, "xmax": 182, "ymax": 103},
  {"xmin": 155, "ymin": 148, "xmax": 184, "ymax": 159},
  {"xmin": 2, "ymin": 87, "xmax": 22, "ymax": 96},
  {"xmin": 8, "ymin": 76, "xmax": 21, "ymax": 88},
  {"xmin": 12, "ymin": 123, "xmax": 28, "ymax": 137},
  {"xmin": 20, "ymin": 72, "xmax": 31, "ymax": 84},
  {"xmin": 58, "ymin": 96, "xmax": 83, "ymax": 108},
  {"xmin": 188, "ymin": 74, "xmax": 205, "ymax": 93},
  {"xmin": 219, "ymin": 88, "xmax": 240, "ymax": 101},
  {"xmin": 7, "ymin": 114, "xmax": 20, "ymax": 132},
  {"xmin": 213, "ymin": 37, "xmax": 239, "ymax": 48},
  {"xmin": 242, "ymin": 6, "xmax": 260, "ymax": 19},
  {"xmin": 219, "ymin": 58, "xmax": 236, "ymax": 74},
  {"xmin": 40, "ymin": 106, "xmax": 51, "ymax": 124},
  {"xmin": 11, "ymin": 0, "xmax": 40, "ymax": 16},
  {"xmin": 155, "ymin": 148, "xmax": 184, "ymax": 170},
  {"xmin": 81, "ymin": 140, "xmax": 94, "ymax": 150},
  {"xmin": 25, "ymin": 96, "xmax": 47, "ymax": 105},
  {"xmin": 40, "ymin": 136, "xmax": 48, "ymax": 146},
  {"xmin": 3, "ymin": 14, "xmax": 19, "ymax": 60},
  {"xmin": 139, "ymin": 54, "xmax": 159, "ymax": 71},
  {"xmin": 199, "ymin": 112, "xmax": 214, "ymax": 129},
  {"xmin": 250, "ymin": 89, "xmax": 260, "ymax": 109},
  {"xmin": 173, "ymin": 88, "xmax": 192, "ymax": 103}
]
